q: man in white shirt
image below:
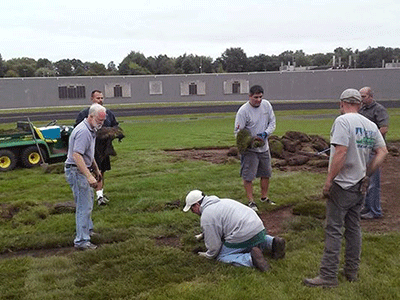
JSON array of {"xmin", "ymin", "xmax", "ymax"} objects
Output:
[{"xmin": 234, "ymin": 85, "xmax": 276, "ymax": 211}]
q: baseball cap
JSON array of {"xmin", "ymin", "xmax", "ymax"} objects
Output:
[
  {"xmin": 340, "ymin": 88, "xmax": 362, "ymax": 103},
  {"xmin": 183, "ymin": 190, "xmax": 204, "ymax": 212}
]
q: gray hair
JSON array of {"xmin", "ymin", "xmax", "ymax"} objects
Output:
[{"xmin": 89, "ymin": 103, "xmax": 106, "ymax": 117}]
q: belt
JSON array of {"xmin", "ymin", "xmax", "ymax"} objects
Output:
[{"xmin": 65, "ymin": 164, "xmax": 77, "ymax": 168}]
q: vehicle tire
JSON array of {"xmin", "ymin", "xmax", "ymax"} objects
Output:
[
  {"xmin": 21, "ymin": 146, "xmax": 47, "ymax": 168},
  {"xmin": 0, "ymin": 149, "xmax": 18, "ymax": 171}
]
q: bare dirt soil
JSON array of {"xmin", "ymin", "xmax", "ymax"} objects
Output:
[
  {"xmin": 1, "ymin": 143, "xmax": 399, "ymax": 258},
  {"xmin": 168, "ymin": 142, "xmax": 400, "ymax": 235}
]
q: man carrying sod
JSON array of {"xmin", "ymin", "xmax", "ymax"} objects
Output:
[
  {"xmin": 75, "ymin": 90, "xmax": 120, "ymax": 206},
  {"xmin": 183, "ymin": 190, "xmax": 286, "ymax": 272},
  {"xmin": 303, "ymin": 89, "xmax": 388, "ymax": 287},
  {"xmin": 234, "ymin": 85, "xmax": 276, "ymax": 212}
]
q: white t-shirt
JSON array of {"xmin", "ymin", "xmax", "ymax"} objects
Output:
[{"xmin": 329, "ymin": 113, "xmax": 386, "ymax": 189}]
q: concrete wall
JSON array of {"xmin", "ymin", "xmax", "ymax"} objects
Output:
[{"xmin": 0, "ymin": 68, "xmax": 399, "ymax": 109}]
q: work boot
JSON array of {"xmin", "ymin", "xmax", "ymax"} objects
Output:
[
  {"xmin": 360, "ymin": 206, "xmax": 369, "ymax": 215},
  {"xmin": 272, "ymin": 237, "xmax": 286, "ymax": 259},
  {"xmin": 303, "ymin": 276, "xmax": 338, "ymax": 288},
  {"xmin": 251, "ymin": 247, "xmax": 270, "ymax": 272},
  {"xmin": 340, "ymin": 269, "xmax": 358, "ymax": 282},
  {"xmin": 344, "ymin": 273, "xmax": 358, "ymax": 282}
]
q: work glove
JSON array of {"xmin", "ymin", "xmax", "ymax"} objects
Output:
[
  {"xmin": 195, "ymin": 233, "xmax": 204, "ymax": 241},
  {"xmin": 257, "ymin": 132, "xmax": 268, "ymax": 140},
  {"xmin": 198, "ymin": 252, "xmax": 208, "ymax": 258}
]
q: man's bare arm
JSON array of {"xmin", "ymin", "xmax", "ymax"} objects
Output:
[{"xmin": 323, "ymin": 145, "xmax": 347, "ymax": 197}]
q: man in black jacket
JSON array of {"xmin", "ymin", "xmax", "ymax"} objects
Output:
[{"xmin": 75, "ymin": 90, "xmax": 119, "ymax": 205}]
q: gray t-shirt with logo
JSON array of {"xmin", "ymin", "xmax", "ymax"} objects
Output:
[{"xmin": 329, "ymin": 113, "xmax": 386, "ymax": 189}]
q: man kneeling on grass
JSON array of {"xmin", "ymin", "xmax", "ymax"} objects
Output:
[{"xmin": 183, "ymin": 190, "xmax": 286, "ymax": 272}]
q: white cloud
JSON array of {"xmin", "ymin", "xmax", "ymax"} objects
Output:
[{"xmin": 1, "ymin": 0, "xmax": 400, "ymax": 64}]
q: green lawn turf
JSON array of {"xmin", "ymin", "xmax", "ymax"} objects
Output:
[{"xmin": 0, "ymin": 108, "xmax": 399, "ymax": 299}]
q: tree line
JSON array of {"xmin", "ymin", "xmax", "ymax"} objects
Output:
[{"xmin": 0, "ymin": 46, "xmax": 400, "ymax": 78}]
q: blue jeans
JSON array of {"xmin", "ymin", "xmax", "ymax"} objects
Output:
[
  {"xmin": 363, "ymin": 168, "xmax": 382, "ymax": 217},
  {"xmin": 217, "ymin": 235, "xmax": 274, "ymax": 267},
  {"xmin": 65, "ymin": 166, "xmax": 94, "ymax": 246}
]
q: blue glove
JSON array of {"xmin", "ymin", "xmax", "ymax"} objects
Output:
[{"xmin": 257, "ymin": 132, "xmax": 268, "ymax": 139}]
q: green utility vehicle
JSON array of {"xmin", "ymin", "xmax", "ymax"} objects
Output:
[{"xmin": 0, "ymin": 120, "xmax": 73, "ymax": 171}]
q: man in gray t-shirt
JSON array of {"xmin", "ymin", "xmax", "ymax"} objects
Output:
[
  {"xmin": 234, "ymin": 85, "xmax": 276, "ymax": 211},
  {"xmin": 304, "ymin": 88, "xmax": 388, "ymax": 288},
  {"xmin": 358, "ymin": 87, "xmax": 389, "ymax": 219},
  {"xmin": 65, "ymin": 103, "xmax": 106, "ymax": 250}
]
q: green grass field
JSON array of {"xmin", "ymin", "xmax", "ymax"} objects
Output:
[{"xmin": 0, "ymin": 108, "xmax": 399, "ymax": 300}]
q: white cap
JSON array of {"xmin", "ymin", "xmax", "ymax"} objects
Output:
[
  {"xmin": 340, "ymin": 88, "xmax": 362, "ymax": 103},
  {"xmin": 183, "ymin": 190, "xmax": 204, "ymax": 212}
]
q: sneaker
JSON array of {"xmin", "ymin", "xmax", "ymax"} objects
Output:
[
  {"xmin": 248, "ymin": 201, "xmax": 259, "ymax": 212},
  {"xmin": 74, "ymin": 242, "xmax": 97, "ymax": 251},
  {"xmin": 272, "ymin": 237, "xmax": 286, "ymax": 259},
  {"xmin": 97, "ymin": 196, "xmax": 109, "ymax": 206},
  {"xmin": 361, "ymin": 212, "xmax": 381, "ymax": 220},
  {"xmin": 303, "ymin": 276, "xmax": 338, "ymax": 288},
  {"xmin": 260, "ymin": 197, "xmax": 276, "ymax": 205},
  {"xmin": 250, "ymin": 247, "xmax": 270, "ymax": 272}
]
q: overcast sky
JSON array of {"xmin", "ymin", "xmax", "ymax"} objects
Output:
[{"xmin": 2, "ymin": 0, "xmax": 400, "ymax": 65}]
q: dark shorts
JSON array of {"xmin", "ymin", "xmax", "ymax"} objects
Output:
[
  {"xmin": 240, "ymin": 150, "xmax": 272, "ymax": 181},
  {"xmin": 95, "ymin": 155, "xmax": 111, "ymax": 173}
]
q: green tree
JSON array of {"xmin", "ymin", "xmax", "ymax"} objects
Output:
[
  {"xmin": 195, "ymin": 55, "xmax": 214, "ymax": 73},
  {"xmin": 36, "ymin": 58, "xmax": 53, "ymax": 69},
  {"xmin": 127, "ymin": 62, "xmax": 152, "ymax": 75},
  {"xmin": 358, "ymin": 46, "xmax": 395, "ymax": 68},
  {"xmin": 85, "ymin": 61, "xmax": 107, "ymax": 76},
  {"xmin": 219, "ymin": 47, "xmax": 248, "ymax": 72},
  {"xmin": 333, "ymin": 47, "xmax": 354, "ymax": 68},
  {"xmin": 54, "ymin": 59, "xmax": 74, "ymax": 76},
  {"xmin": 107, "ymin": 61, "xmax": 118, "ymax": 75},
  {"xmin": 5, "ymin": 69, "xmax": 18, "ymax": 77},
  {"xmin": 71, "ymin": 59, "xmax": 86, "ymax": 76},
  {"xmin": 6, "ymin": 57, "xmax": 36, "ymax": 77},
  {"xmin": 148, "ymin": 55, "xmax": 175, "ymax": 74},
  {"xmin": 175, "ymin": 54, "xmax": 198, "ymax": 74},
  {"xmin": 278, "ymin": 50, "xmax": 295, "ymax": 67},
  {"xmin": 309, "ymin": 53, "xmax": 332, "ymax": 66},
  {"xmin": 35, "ymin": 67, "xmax": 56, "ymax": 77},
  {"xmin": 118, "ymin": 51, "xmax": 150, "ymax": 75},
  {"xmin": 293, "ymin": 50, "xmax": 312, "ymax": 67},
  {"xmin": 248, "ymin": 54, "xmax": 280, "ymax": 72},
  {"xmin": 0, "ymin": 54, "xmax": 4, "ymax": 77},
  {"xmin": 212, "ymin": 60, "xmax": 225, "ymax": 73}
]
